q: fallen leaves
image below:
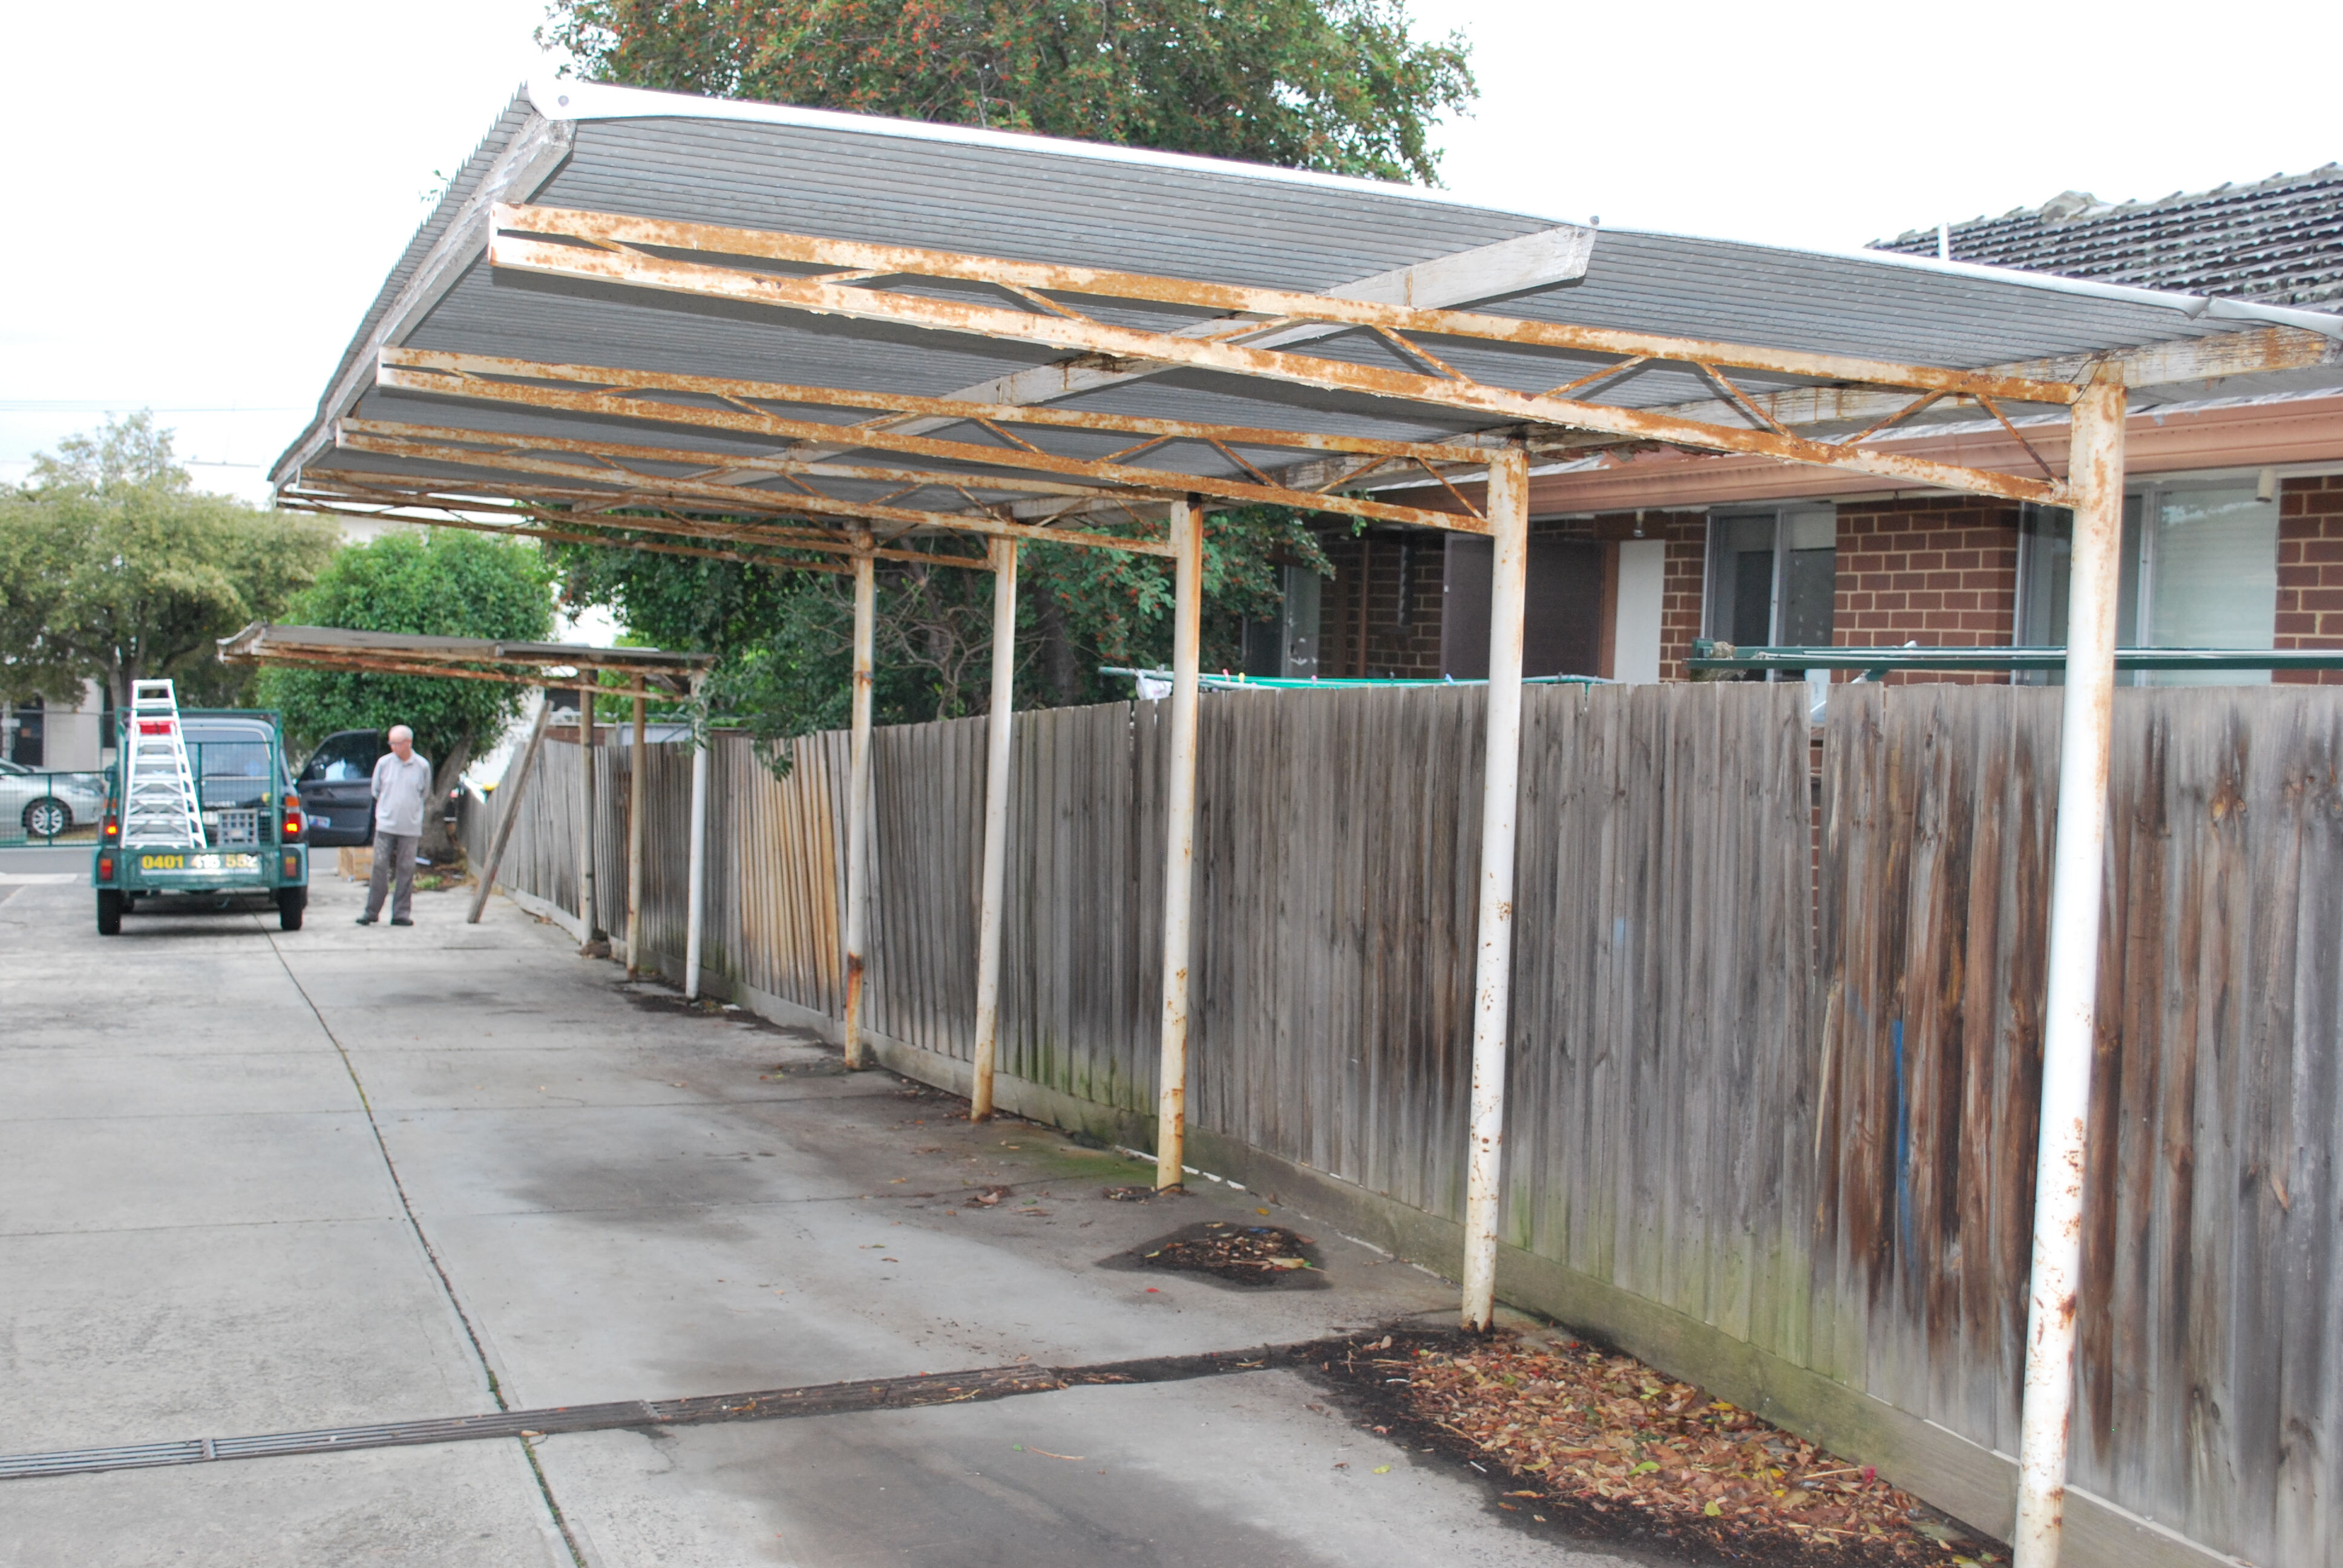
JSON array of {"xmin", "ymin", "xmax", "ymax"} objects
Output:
[{"xmin": 1329, "ymin": 1334, "xmax": 2001, "ymax": 1566}]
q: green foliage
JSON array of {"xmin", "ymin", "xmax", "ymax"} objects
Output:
[
  {"xmin": 541, "ymin": 0, "xmax": 1475, "ymax": 183},
  {"xmin": 0, "ymin": 413, "xmax": 339, "ymax": 709},
  {"xmin": 255, "ymin": 532, "xmax": 554, "ymax": 772}
]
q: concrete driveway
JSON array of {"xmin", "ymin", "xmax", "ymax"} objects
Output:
[{"xmin": 0, "ymin": 855, "xmax": 1631, "ymax": 1567}]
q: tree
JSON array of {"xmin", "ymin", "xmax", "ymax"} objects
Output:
[
  {"xmin": 0, "ymin": 414, "xmax": 339, "ymax": 711},
  {"xmin": 537, "ymin": 0, "xmax": 1469, "ymax": 737},
  {"xmin": 540, "ymin": 0, "xmax": 1474, "ymax": 183},
  {"xmin": 255, "ymin": 531, "xmax": 554, "ymax": 858}
]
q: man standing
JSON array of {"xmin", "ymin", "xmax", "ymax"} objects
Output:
[{"xmin": 358, "ymin": 725, "xmax": 431, "ymax": 927}]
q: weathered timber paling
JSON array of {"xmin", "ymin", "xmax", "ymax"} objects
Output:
[{"xmin": 474, "ymin": 680, "xmax": 2342, "ymax": 1568}]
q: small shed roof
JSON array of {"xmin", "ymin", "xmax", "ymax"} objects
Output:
[{"xmin": 218, "ymin": 622, "xmax": 713, "ymax": 697}]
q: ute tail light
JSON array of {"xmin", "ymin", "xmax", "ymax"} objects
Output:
[
  {"xmin": 97, "ymin": 854, "xmax": 115, "ymax": 881},
  {"xmin": 281, "ymin": 791, "xmax": 304, "ymax": 842},
  {"xmin": 102, "ymin": 812, "xmax": 120, "ymax": 841}
]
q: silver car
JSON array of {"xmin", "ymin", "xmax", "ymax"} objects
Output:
[{"xmin": 0, "ymin": 759, "xmax": 108, "ymax": 838}]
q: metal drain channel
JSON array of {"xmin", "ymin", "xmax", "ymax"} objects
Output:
[{"xmin": 0, "ymin": 1343, "xmax": 1322, "ymax": 1482}]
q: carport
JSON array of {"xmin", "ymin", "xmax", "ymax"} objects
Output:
[
  {"xmin": 218, "ymin": 621, "xmax": 713, "ymax": 976},
  {"xmin": 267, "ymin": 78, "xmax": 2343, "ymax": 1566}
]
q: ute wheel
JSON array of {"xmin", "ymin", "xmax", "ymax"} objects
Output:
[
  {"xmin": 277, "ymin": 886, "xmax": 307, "ymax": 932},
  {"xmin": 96, "ymin": 890, "xmax": 123, "ymax": 935}
]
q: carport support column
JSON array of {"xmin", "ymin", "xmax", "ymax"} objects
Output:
[
  {"xmin": 1460, "ymin": 448, "xmax": 1530, "ymax": 1331},
  {"xmin": 625, "ymin": 693, "xmax": 647, "ymax": 980},
  {"xmin": 2013, "ymin": 364, "xmax": 2127, "ymax": 1568},
  {"xmin": 577, "ymin": 679, "xmax": 599, "ymax": 951},
  {"xmin": 1154, "ymin": 497, "xmax": 1204, "ymax": 1191},
  {"xmin": 684, "ymin": 724, "xmax": 709, "ymax": 1001},
  {"xmin": 842, "ymin": 531, "xmax": 877, "ymax": 1070},
  {"xmin": 970, "ymin": 536, "xmax": 1019, "ymax": 1122}
]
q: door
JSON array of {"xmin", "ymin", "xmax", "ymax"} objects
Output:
[{"xmin": 295, "ymin": 730, "xmax": 384, "ymax": 847}]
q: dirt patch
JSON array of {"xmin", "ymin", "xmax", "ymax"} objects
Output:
[
  {"xmin": 1101, "ymin": 1221, "xmax": 1328, "ymax": 1290},
  {"xmin": 1312, "ymin": 1331, "xmax": 2004, "ymax": 1566}
]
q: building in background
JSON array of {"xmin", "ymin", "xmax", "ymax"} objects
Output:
[{"xmin": 1274, "ymin": 166, "xmax": 2343, "ymax": 688}]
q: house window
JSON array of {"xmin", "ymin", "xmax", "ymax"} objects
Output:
[
  {"xmin": 1705, "ymin": 507, "xmax": 1836, "ymax": 647},
  {"xmin": 2017, "ymin": 480, "xmax": 2277, "ymax": 685}
]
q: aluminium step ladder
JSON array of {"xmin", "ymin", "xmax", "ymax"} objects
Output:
[{"xmin": 120, "ymin": 679, "xmax": 206, "ymax": 848}]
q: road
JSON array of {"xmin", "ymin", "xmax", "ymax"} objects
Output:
[{"xmin": 0, "ymin": 852, "xmax": 1630, "ymax": 1567}]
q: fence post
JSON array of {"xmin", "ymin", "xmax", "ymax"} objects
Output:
[
  {"xmin": 1154, "ymin": 497, "xmax": 1203, "ymax": 1191},
  {"xmin": 625, "ymin": 693, "xmax": 646, "ymax": 980},
  {"xmin": 1461, "ymin": 446, "xmax": 1530, "ymax": 1331},
  {"xmin": 843, "ymin": 531, "xmax": 877, "ymax": 1069},
  {"xmin": 970, "ymin": 536, "xmax": 1018, "ymax": 1120},
  {"xmin": 2013, "ymin": 364, "xmax": 2128, "ymax": 1568}
]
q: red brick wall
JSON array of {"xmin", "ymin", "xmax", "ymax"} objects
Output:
[
  {"xmin": 2275, "ymin": 474, "xmax": 2343, "ymax": 686},
  {"xmin": 1316, "ymin": 531, "xmax": 1445, "ymax": 678},
  {"xmin": 1833, "ymin": 498, "xmax": 2022, "ymax": 684}
]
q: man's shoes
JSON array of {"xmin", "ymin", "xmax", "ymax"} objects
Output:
[
  {"xmin": 355, "ymin": 915, "xmax": 377, "ymax": 926},
  {"xmin": 390, "ymin": 917, "xmax": 413, "ymax": 926}
]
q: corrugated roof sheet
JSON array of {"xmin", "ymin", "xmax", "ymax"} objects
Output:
[
  {"xmin": 1874, "ymin": 165, "xmax": 2343, "ymax": 312},
  {"xmin": 275, "ymin": 82, "xmax": 2343, "ymax": 503}
]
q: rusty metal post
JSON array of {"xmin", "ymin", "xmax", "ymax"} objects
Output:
[
  {"xmin": 625, "ymin": 693, "xmax": 647, "ymax": 979},
  {"xmin": 1461, "ymin": 448, "xmax": 1531, "ymax": 1331},
  {"xmin": 842, "ymin": 532, "xmax": 877, "ymax": 1068},
  {"xmin": 684, "ymin": 726, "xmax": 708, "ymax": 1001},
  {"xmin": 577, "ymin": 679, "xmax": 599, "ymax": 951},
  {"xmin": 1154, "ymin": 497, "xmax": 1204, "ymax": 1191},
  {"xmin": 2013, "ymin": 365, "xmax": 2127, "ymax": 1568},
  {"xmin": 468, "ymin": 696, "xmax": 552, "ymax": 924},
  {"xmin": 969, "ymin": 536, "xmax": 1018, "ymax": 1121}
]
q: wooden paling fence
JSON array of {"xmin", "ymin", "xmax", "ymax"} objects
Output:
[{"xmin": 471, "ymin": 682, "xmax": 2342, "ymax": 1568}]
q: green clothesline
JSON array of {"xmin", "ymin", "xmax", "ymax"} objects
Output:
[{"xmin": 1101, "ymin": 667, "xmax": 1610, "ymax": 692}]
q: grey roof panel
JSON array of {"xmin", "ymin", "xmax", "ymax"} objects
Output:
[{"xmin": 275, "ymin": 81, "xmax": 2341, "ymax": 500}]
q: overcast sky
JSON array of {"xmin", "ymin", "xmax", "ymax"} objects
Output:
[{"xmin": 5, "ymin": 0, "xmax": 2334, "ymax": 504}]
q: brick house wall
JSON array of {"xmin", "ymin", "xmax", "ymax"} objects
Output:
[
  {"xmin": 2276, "ymin": 475, "xmax": 2343, "ymax": 686},
  {"xmin": 1832, "ymin": 498, "xmax": 2023, "ymax": 683},
  {"xmin": 1316, "ymin": 531, "xmax": 1446, "ymax": 678}
]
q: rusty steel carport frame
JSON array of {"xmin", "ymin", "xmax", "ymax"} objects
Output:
[
  {"xmin": 283, "ymin": 201, "xmax": 2149, "ymax": 1568},
  {"xmin": 217, "ymin": 622, "xmax": 718, "ymax": 986}
]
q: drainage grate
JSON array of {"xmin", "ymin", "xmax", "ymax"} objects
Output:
[{"xmin": 0, "ymin": 1343, "xmax": 1325, "ymax": 1482}]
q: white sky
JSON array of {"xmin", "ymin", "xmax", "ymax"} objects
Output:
[{"xmin": 4, "ymin": 0, "xmax": 2334, "ymax": 507}]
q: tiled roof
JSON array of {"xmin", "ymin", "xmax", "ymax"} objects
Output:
[{"xmin": 1873, "ymin": 164, "xmax": 2343, "ymax": 312}]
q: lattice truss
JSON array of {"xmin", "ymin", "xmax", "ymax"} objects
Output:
[{"xmin": 280, "ymin": 201, "xmax": 2126, "ymax": 566}]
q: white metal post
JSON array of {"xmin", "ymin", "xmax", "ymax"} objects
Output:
[
  {"xmin": 1153, "ymin": 497, "xmax": 1204, "ymax": 1191},
  {"xmin": 625, "ymin": 693, "xmax": 646, "ymax": 979},
  {"xmin": 2013, "ymin": 365, "xmax": 2127, "ymax": 1568},
  {"xmin": 684, "ymin": 730, "xmax": 708, "ymax": 1001},
  {"xmin": 970, "ymin": 536, "xmax": 1018, "ymax": 1121},
  {"xmin": 577, "ymin": 680, "xmax": 599, "ymax": 951},
  {"xmin": 1461, "ymin": 448, "xmax": 1531, "ymax": 1330},
  {"xmin": 842, "ymin": 534, "xmax": 877, "ymax": 1068}
]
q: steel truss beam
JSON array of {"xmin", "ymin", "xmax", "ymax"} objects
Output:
[
  {"xmin": 486, "ymin": 204, "xmax": 2081, "ymax": 507},
  {"xmin": 281, "ymin": 475, "xmax": 1003, "ymax": 572},
  {"xmin": 323, "ymin": 427, "xmax": 1179, "ymax": 557},
  {"xmin": 372, "ymin": 351, "xmax": 1495, "ymax": 531}
]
